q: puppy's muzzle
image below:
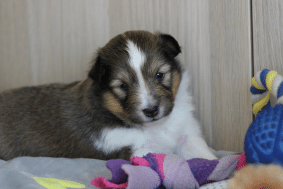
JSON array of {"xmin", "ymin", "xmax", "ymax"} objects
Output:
[{"xmin": 143, "ymin": 106, "xmax": 159, "ymax": 118}]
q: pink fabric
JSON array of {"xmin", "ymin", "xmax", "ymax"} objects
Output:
[
  {"xmin": 236, "ymin": 153, "xmax": 247, "ymax": 170},
  {"xmin": 153, "ymin": 153, "xmax": 166, "ymax": 180},
  {"xmin": 130, "ymin": 156, "xmax": 150, "ymax": 167},
  {"xmin": 90, "ymin": 176, "xmax": 128, "ymax": 189}
]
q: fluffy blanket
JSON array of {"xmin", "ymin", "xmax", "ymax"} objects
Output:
[{"xmin": 0, "ymin": 157, "xmax": 110, "ymax": 189}]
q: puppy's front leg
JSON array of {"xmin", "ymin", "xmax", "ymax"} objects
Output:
[
  {"xmin": 176, "ymin": 135, "xmax": 217, "ymax": 160},
  {"xmin": 132, "ymin": 148, "xmax": 155, "ymax": 158}
]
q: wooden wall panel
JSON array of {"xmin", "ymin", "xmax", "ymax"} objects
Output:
[
  {"xmin": 252, "ymin": 0, "xmax": 283, "ymax": 74},
  {"xmin": 208, "ymin": 0, "xmax": 252, "ymax": 151},
  {"xmin": 0, "ymin": 1, "xmax": 32, "ymax": 91},
  {"xmin": 0, "ymin": 0, "xmax": 110, "ymax": 91}
]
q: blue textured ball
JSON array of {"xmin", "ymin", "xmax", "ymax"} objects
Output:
[{"xmin": 245, "ymin": 102, "xmax": 283, "ymax": 165}]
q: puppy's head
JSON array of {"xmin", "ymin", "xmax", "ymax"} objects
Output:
[{"xmin": 89, "ymin": 30, "xmax": 182, "ymax": 124}]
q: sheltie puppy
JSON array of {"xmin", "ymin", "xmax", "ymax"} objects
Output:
[{"xmin": 0, "ymin": 30, "xmax": 216, "ymax": 161}]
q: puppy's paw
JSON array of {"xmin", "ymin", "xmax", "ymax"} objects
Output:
[{"xmin": 132, "ymin": 148, "xmax": 154, "ymax": 157}]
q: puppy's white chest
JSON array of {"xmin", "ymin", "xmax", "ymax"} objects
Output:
[{"xmin": 93, "ymin": 125, "xmax": 178, "ymax": 157}]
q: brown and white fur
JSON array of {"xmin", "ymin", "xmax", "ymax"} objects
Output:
[{"xmin": 0, "ymin": 30, "xmax": 216, "ymax": 161}]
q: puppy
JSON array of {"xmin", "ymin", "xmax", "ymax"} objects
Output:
[{"xmin": 0, "ymin": 30, "xmax": 216, "ymax": 161}]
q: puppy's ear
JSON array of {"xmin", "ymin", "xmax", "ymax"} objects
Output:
[
  {"xmin": 159, "ymin": 33, "xmax": 181, "ymax": 58},
  {"xmin": 88, "ymin": 55, "xmax": 110, "ymax": 86}
]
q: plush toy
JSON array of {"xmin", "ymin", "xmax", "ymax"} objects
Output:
[
  {"xmin": 245, "ymin": 69, "xmax": 283, "ymax": 165},
  {"xmin": 91, "ymin": 153, "xmax": 241, "ymax": 189},
  {"xmin": 229, "ymin": 69, "xmax": 283, "ymax": 188}
]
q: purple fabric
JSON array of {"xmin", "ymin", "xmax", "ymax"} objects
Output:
[
  {"xmin": 121, "ymin": 164, "xmax": 161, "ymax": 189},
  {"xmin": 106, "ymin": 159, "xmax": 131, "ymax": 184},
  {"xmin": 207, "ymin": 155, "xmax": 239, "ymax": 181},
  {"xmin": 163, "ymin": 154, "xmax": 199, "ymax": 188},
  {"xmin": 143, "ymin": 153, "xmax": 163, "ymax": 182},
  {"xmin": 187, "ymin": 158, "xmax": 219, "ymax": 185}
]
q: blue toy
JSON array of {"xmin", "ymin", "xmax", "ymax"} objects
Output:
[{"xmin": 245, "ymin": 69, "xmax": 283, "ymax": 165}]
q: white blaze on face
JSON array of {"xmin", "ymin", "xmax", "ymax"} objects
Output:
[{"xmin": 126, "ymin": 40, "xmax": 152, "ymax": 112}]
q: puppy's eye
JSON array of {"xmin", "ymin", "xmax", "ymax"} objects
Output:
[
  {"xmin": 120, "ymin": 83, "xmax": 128, "ymax": 90},
  {"xmin": 156, "ymin": 72, "xmax": 164, "ymax": 80}
]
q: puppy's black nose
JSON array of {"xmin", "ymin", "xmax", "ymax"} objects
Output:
[{"xmin": 143, "ymin": 106, "xmax": 159, "ymax": 118}]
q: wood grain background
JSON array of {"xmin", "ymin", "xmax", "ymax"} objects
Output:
[
  {"xmin": 1, "ymin": 0, "xmax": 281, "ymax": 152},
  {"xmin": 252, "ymin": 0, "xmax": 283, "ymax": 74}
]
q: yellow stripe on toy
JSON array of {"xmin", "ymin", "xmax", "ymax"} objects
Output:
[
  {"xmin": 253, "ymin": 92, "xmax": 270, "ymax": 115},
  {"xmin": 32, "ymin": 177, "xmax": 86, "ymax": 189},
  {"xmin": 251, "ymin": 77, "xmax": 265, "ymax": 90},
  {"xmin": 266, "ymin": 70, "xmax": 278, "ymax": 94}
]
